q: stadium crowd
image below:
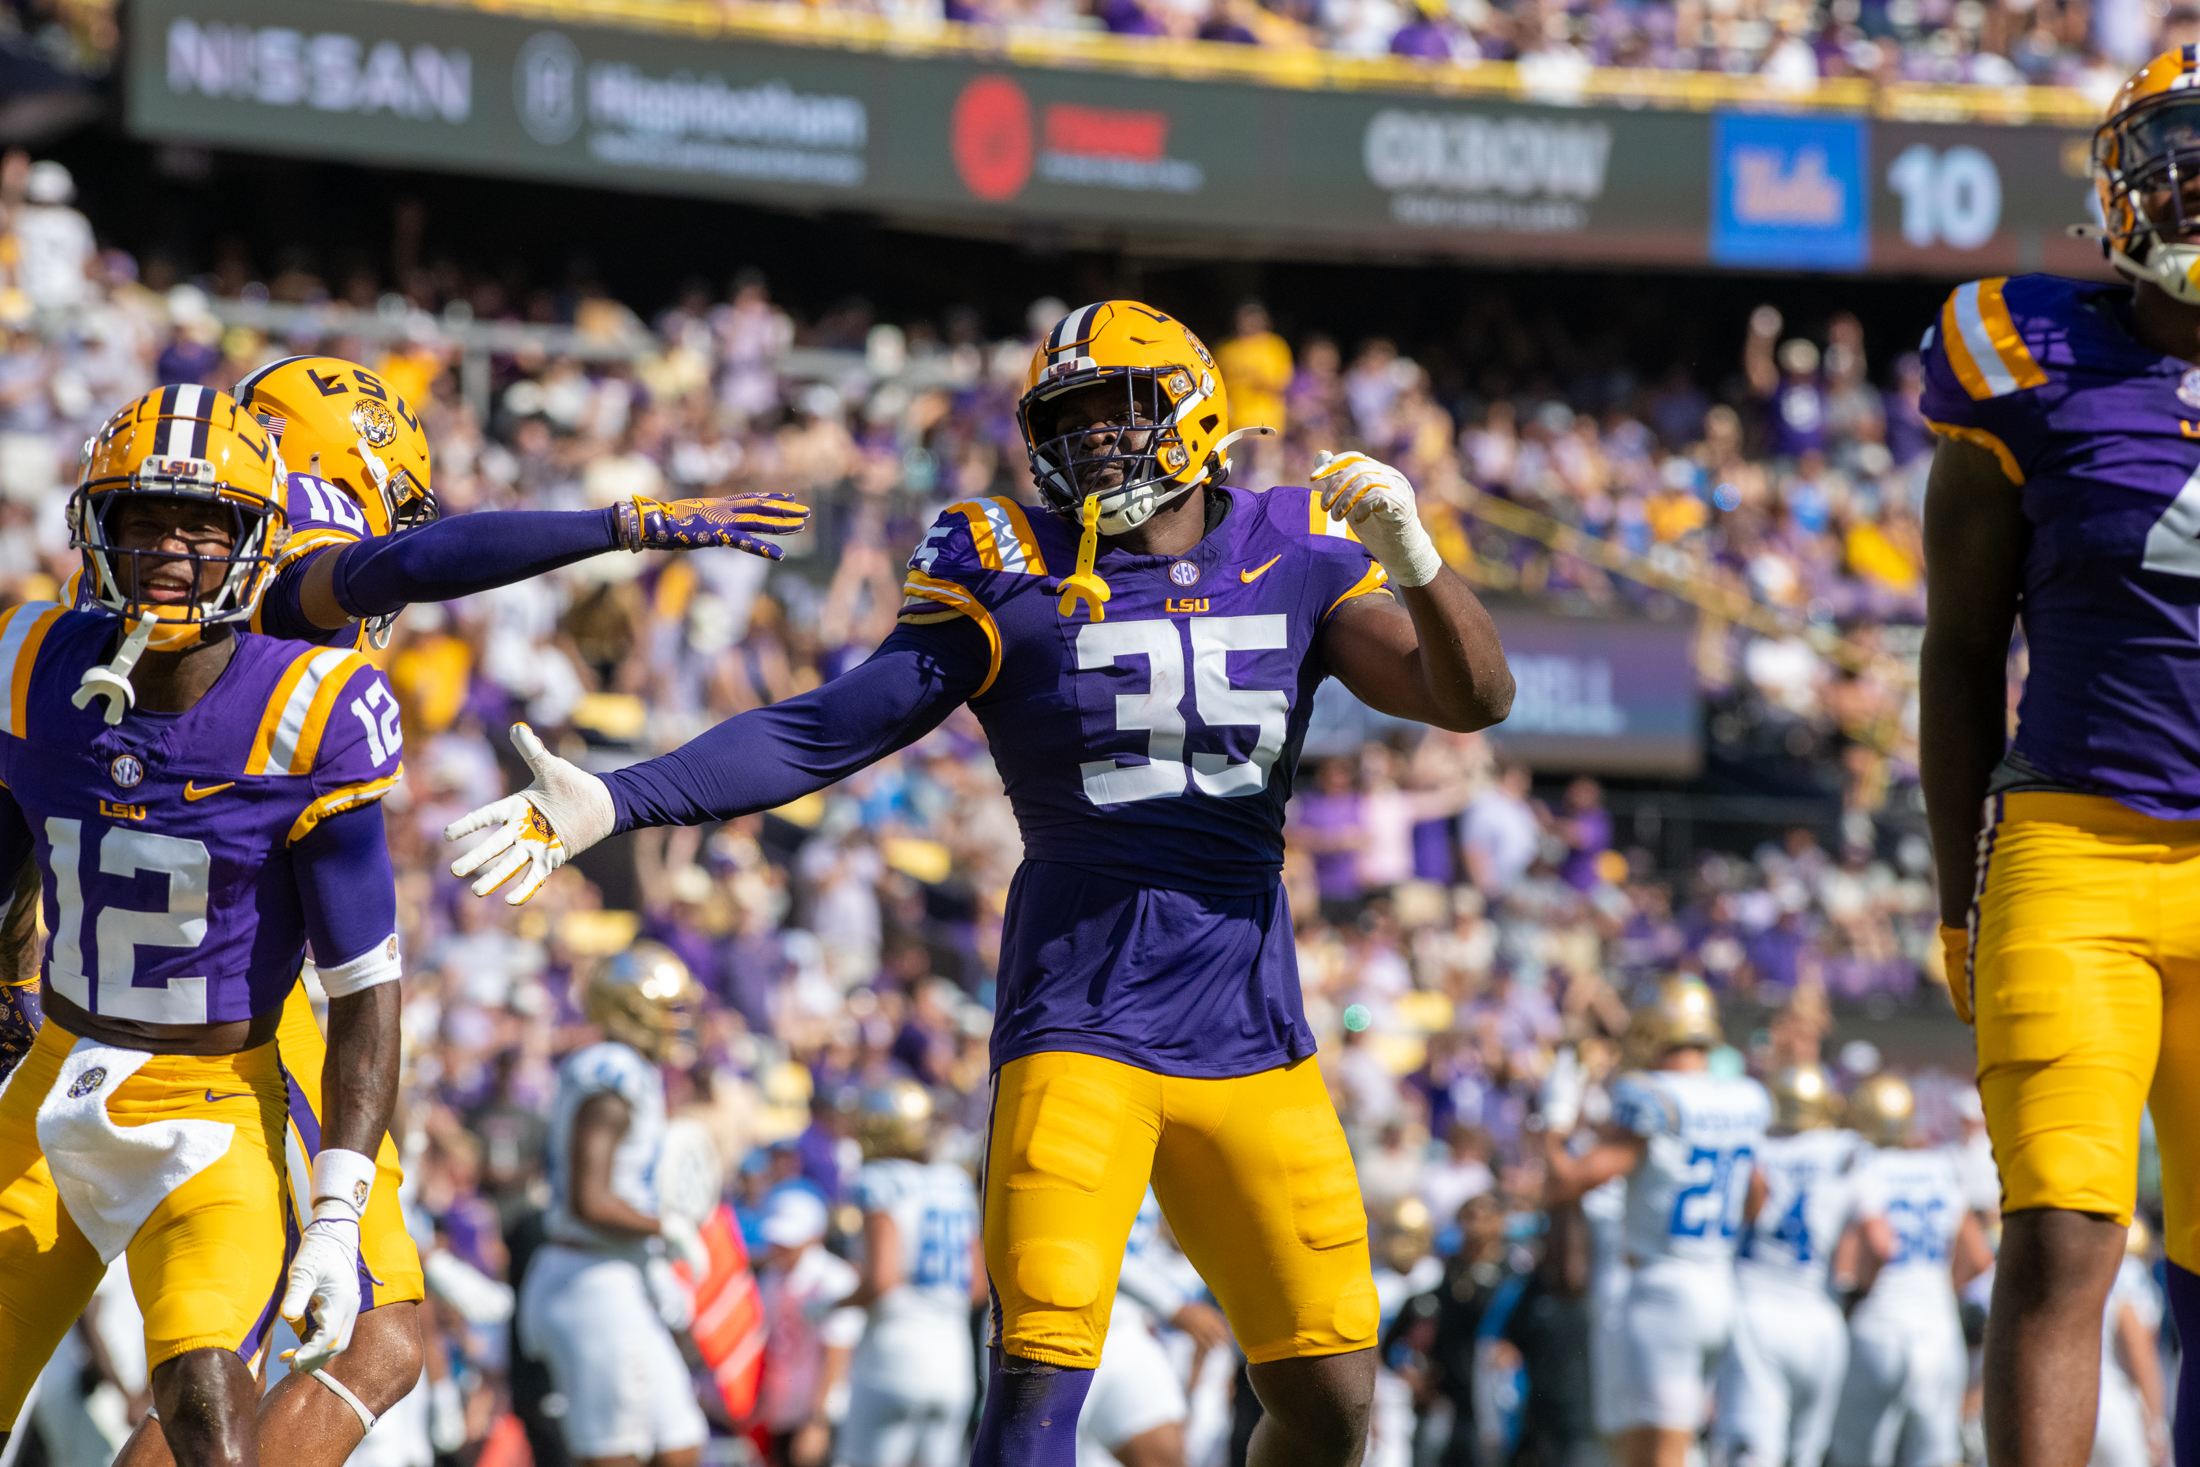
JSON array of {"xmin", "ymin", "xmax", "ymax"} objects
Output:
[{"xmin": 0, "ymin": 157, "xmax": 2050, "ymax": 1467}]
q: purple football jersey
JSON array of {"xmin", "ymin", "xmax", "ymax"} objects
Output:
[
  {"xmin": 1922, "ymin": 273, "xmax": 2200, "ymax": 820},
  {"xmin": 903, "ymin": 486, "xmax": 1387, "ymax": 1075},
  {"xmin": 0, "ymin": 605, "xmax": 404, "ymax": 1024}
]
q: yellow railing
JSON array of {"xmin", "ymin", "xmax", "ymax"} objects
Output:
[{"xmin": 413, "ymin": 0, "xmax": 2103, "ymax": 124}]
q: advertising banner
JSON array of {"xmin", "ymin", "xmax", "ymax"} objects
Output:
[
  {"xmin": 126, "ymin": 0, "xmax": 2110, "ymax": 277},
  {"xmin": 1485, "ymin": 611, "xmax": 1702, "ymax": 776}
]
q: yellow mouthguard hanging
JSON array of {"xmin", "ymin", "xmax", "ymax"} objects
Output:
[{"xmin": 1056, "ymin": 494, "xmax": 1113, "ymax": 622}]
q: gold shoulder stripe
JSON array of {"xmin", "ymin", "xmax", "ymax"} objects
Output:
[
  {"xmin": 248, "ymin": 647, "xmax": 368, "ymax": 776},
  {"xmin": 1326, "ymin": 561, "xmax": 1392, "ymax": 618},
  {"xmin": 902, "ymin": 571, "xmax": 1003, "ymax": 697},
  {"xmin": 1924, "ymin": 418, "xmax": 2025, "ymax": 485},
  {"xmin": 1307, "ymin": 488, "xmax": 1362, "ymax": 542},
  {"xmin": 287, "ymin": 770, "xmax": 402, "ymax": 845},
  {"xmin": 0, "ymin": 602, "xmax": 62, "ymax": 739},
  {"xmin": 1943, "ymin": 279, "xmax": 2046, "ymax": 400}
]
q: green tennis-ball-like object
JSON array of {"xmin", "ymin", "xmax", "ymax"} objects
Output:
[{"xmin": 1343, "ymin": 1004, "xmax": 1371, "ymax": 1033}]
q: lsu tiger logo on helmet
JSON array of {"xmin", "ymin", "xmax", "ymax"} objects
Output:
[
  {"xmin": 69, "ymin": 384, "xmax": 289, "ymax": 722},
  {"xmin": 2092, "ymin": 47, "xmax": 2200, "ymax": 303},
  {"xmin": 73, "ymin": 384, "xmax": 288, "ymax": 654},
  {"xmin": 234, "ymin": 355, "xmax": 435, "ymax": 537},
  {"xmin": 1017, "ymin": 301, "xmax": 1266, "ymax": 537}
]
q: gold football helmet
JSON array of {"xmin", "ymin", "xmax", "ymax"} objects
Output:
[
  {"xmin": 1623, "ymin": 977, "xmax": 1724, "ymax": 1068},
  {"xmin": 584, "ymin": 941, "xmax": 700, "ymax": 1064},
  {"xmin": 1018, "ymin": 301, "xmax": 1270, "ymax": 536},
  {"xmin": 2092, "ymin": 49, "xmax": 2200, "ymax": 303},
  {"xmin": 1375, "ymin": 1195, "xmax": 1435, "ymax": 1274},
  {"xmin": 1770, "ymin": 1064, "xmax": 1842, "ymax": 1134},
  {"xmin": 69, "ymin": 385, "xmax": 288, "ymax": 720},
  {"xmin": 234, "ymin": 354, "xmax": 436, "ymax": 538},
  {"xmin": 848, "ymin": 1077, "xmax": 935, "ymax": 1162},
  {"xmin": 1848, "ymin": 1073, "xmax": 1916, "ymax": 1148}
]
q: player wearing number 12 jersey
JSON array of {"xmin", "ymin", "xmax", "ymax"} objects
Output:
[
  {"xmin": 441, "ymin": 300, "xmax": 1515, "ymax": 1467},
  {"xmin": 1917, "ymin": 47, "xmax": 2200, "ymax": 1467}
]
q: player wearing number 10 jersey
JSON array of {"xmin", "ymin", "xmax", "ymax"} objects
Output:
[
  {"xmin": 441, "ymin": 299, "xmax": 1516, "ymax": 1467},
  {"xmin": 1917, "ymin": 47, "xmax": 2200, "ymax": 1467}
]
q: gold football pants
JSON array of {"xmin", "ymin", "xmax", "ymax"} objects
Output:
[{"xmin": 983, "ymin": 1050, "xmax": 1378, "ymax": 1368}]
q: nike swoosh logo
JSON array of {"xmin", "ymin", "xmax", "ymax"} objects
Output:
[
  {"xmin": 183, "ymin": 782, "xmax": 235, "ymax": 802},
  {"xmin": 1241, "ymin": 555, "xmax": 1283, "ymax": 584},
  {"xmin": 204, "ymin": 1089, "xmax": 255, "ymax": 1104}
]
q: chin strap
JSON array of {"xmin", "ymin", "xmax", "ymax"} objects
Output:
[
  {"xmin": 1055, "ymin": 494, "xmax": 1113, "ymax": 623},
  {"xmin": 71, "ymin": 616, "xmax": 156, "ymax": 726},
  {"xmin": 2071, "ymin": 222, "xmax": 2199, "ymax": 298}
]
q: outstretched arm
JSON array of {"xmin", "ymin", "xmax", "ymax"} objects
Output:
[
  {"xmin": 446, "ymin": 616, "xmax": 988, "ymax": 903},
  {"xmin": 263, "ymin": 494, "xmax": 809, "ymax": 638}
]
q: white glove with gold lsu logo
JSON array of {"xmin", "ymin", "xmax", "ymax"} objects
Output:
[
  {"xmin": 1310, "ymin": 450, "xmax": 1444, "ymax": 589},
  {"xmin": 281, "ymin": 1147, "xmax": 376, "ymax": 1374},
  {"xmin": 444, "ymin": 723, "xmax": 616, "ymax": 905}
]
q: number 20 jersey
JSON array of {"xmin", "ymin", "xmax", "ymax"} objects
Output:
[
  {"xmin": 1607, "ymin": 1069, "xmax": 1770, "ymax": 1268},
  {"xmin": 901, "ymin": 485, "xmax": 1388, "ymax": 1078},
  {"xmin": 1921, "ymin": 273, "xmax": 2200, "ymax": 819},
  {"xmin": 0, "ymin": 604, "xmax": 404, "ymax": 1025}
]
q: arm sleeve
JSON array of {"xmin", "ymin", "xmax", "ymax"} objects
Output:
[
  {"xmin": 606, "ymin": 616, "xmax": 988, "ymax": 832},
  {"xmin": 329, "ymin": 508, "xmax": 625, "ymax": 620},
  {"xmin": 0, "ymin": 791, "xmax": 38, "ymax": 1077},
  {"xmin": 293, "ymin": 801, "xmax": 401, "ymax": 996}
]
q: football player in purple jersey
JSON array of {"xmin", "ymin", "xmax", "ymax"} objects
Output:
[
  {"xmin": 1921, "ymin": 46, "xmax": 2200, "ymax": 1467},
  {"xmin": 0, "ymin": 387, "xmax": 407, "ymax": 1467},
  {"xmin": 0, "ymin": 356, "xmax": 807, "ymax": 1467},
  {"xmin": 444, "ymin": 301, "xmax": 1514, "ymax": 1467}
]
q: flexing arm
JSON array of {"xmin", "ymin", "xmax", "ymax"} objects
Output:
[
  {"xmin": 1918, "ymin": 436, "xmax": 2029, "ymax": 1015},
  {"xmin": 1308, "ymin": 453, "xmax": 1513, "ymax": 731},
  {"xmin": 263, "ymin": 494, "xmax": 809, "ymax": 638},
  {"xmin": 447, "ymin": 617, "xmax": 987, "ymax": 902}
]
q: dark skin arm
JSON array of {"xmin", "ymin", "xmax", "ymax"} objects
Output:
[
  {"xmin": 1537, "ymin": 1194, "xmax": 1593, "ymax": 1299},
  {"xmin": 1325, "ymin": 576, "xmax": 1515, "ymax": 733},
  {"xmin": 321, "ymin": 983, "xmax": 400, "ymax": 1159},
  {"xmin": 296, "ymin": 549, "xmax": 352, "ymax": 632},
  {"xmin": 1918, "ymin": 435, "xmax": 2030, "ymax": 929},
  {"xmin": 570, "ymin": 1091, "xmax": 669, "ymax": 1238}
]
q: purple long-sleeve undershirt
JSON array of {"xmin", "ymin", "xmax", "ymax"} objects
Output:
[{"xmin": 607, "ymin": 617, "xmax": 987, "ymax": 833}]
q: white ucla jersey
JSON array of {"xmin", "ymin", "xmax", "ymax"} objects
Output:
[
  {"xmin": 853, "ymin": 1158, "xmax": 978, "ymax": 1323},
  {"xmin": 1610, "ymin": 1070, "xmax": 1771, "ymax": 1267},
  {"xmin": 1849, "ymin": 1146, "xmax": 1966, "ymax": 1327},
  {"xmin": 1736, "ymin": 1128, "xmax": 1866, "ymax": 1295},
  {"xmin": 546, "ymin": 1040, "xmax": 666, "ymax": 1253}
]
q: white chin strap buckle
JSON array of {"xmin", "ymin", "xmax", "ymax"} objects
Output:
[{"xmin": 71, "ymin": 616, "xmax": 156, "ymax": 726}]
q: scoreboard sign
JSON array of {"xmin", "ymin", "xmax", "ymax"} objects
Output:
[{"xmin": 129, "ymin": 0, "xmax": 2108, "ymax": 277}]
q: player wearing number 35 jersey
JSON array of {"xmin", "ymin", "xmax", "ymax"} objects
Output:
[
  {"xmin": 441, "ymin": 300, "xmax": 1516, "ymax": 1467},
  {"xmin": 1918, "ymin": 47, "xmax": 2200, "ymax": 1467}
]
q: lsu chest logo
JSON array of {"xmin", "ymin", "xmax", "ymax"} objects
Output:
[{"xmin": 67, "ymin": 1066, "xmax": 107, "ymax": 1099}]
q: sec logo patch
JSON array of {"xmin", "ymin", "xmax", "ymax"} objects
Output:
[
  {"xmin": 1169, "ymin": 561, "xmax": 1201, "ymax": 587},
  {"xmin": 109, "ymin": 754, "xmax": 144, "ymax": 789},
  {"xmin": 67, "ymin": 1066, "xmax": 106, "ymax": 1099}
]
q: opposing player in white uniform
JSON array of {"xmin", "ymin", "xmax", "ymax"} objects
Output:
[
  {"xmin": 519, "ymin": 943, "xmax": 711, "ymax": 1467},
  {"xmin": 839, "ymin": 1079, "xmax": 984, "ymax": 1467},
  {"xmin": 1546, "ymin": 979, "xmax": 1770, "ymax": 1467},
  {"xmin": 1829, "ymin": 1075, "xmax": 1990, "ymax": 1467},
  {"xmin": 1714, "ymin": 1065, "xmax": 1864, "ymax": 1467},
  {"xmin": 2088, "ymin": 1222, "xmax": 2166, "ymax": 1467}
]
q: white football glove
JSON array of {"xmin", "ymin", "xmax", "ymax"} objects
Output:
[
  {"xmin": 1540, "ymin": 1044, "xmax": 1586, "ymax": 1136},
  {"xmin": 281, "ymin": 1221, "xmax": 364, "ymax": 1373},
  {"xmin": 444, "ymin": 723, "xmax": 616, "ymax": 905},
  {"xmin": 1311, "ymin": 451, "xmax": 1444, "ymax": 588},
  {"xmin": 660, "ymin": 1211, "xmax": 713, "ymax": 1276},
  {"xmin": 282, "ymin": 1147, "xmax": 377, "ymax": 1373}
]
